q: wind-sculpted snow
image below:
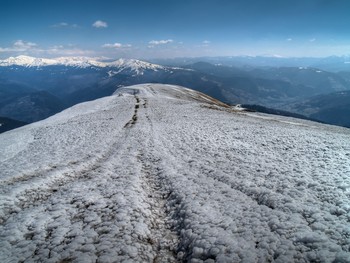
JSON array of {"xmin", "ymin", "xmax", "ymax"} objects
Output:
[{"xmin": 0, "ymin": 84, "xmax": 350, "ymax": 262}]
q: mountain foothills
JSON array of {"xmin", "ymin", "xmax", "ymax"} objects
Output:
[
  {"xmin": 0, "ymin": 84, "xmax": 349, "ymax": 262},
  {"xmin": 0, "ymin": 55, "xmax": 350, "ymax": 131}
]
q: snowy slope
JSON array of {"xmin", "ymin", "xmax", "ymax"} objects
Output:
[
  {"xmin": 107, "ymin": 58, "xmax": 166, "ymax": 75},
  {"xmin": 0, "ymin": 55, "xmax": 168, "ymax": 75},
  {"xmin": 0, "ymin": 55, "xmax": 106, "ymax": 67},
  {"xmin": 0, "ymin": 55, "xmax": 58, "ymax": 67},
  {"xmin": 0, "ymin": 84, "xmax": 350, "ymax": 262}
]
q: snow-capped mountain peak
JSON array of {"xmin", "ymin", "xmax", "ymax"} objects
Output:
[
  {"xmin": 0, "ymin": 55, "xmax": 107, "ymax": 68},
  {"xmin": 53, "ymin": 56, "xmax": 106, "ymax": 68},
  {"xmin": 107, "ymin": 58, "xmax": 166, "ymax": 75},
  {"xmin": 0, "ymin": 55, "xmax": 168, "ymax": 75},
  {"xmin": 0, "ymin": 55, "xmax": 57, "ymax": 67},
  {"xmin": 110, "ymin": 58, "xmax": 165, "ymax": 70}
]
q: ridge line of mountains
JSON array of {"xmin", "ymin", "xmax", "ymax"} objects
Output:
[{"xmin": 1, "ymin": 55, "xmax": 349, "ymax": 133}]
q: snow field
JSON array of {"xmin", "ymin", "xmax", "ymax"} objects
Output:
[{"xmin": 1, "ymin": 84, "xmax": 350, "ymax": 262}]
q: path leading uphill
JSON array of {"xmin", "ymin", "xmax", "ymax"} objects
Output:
[{"xmin": 1, "ymin": 84, "xmax": 350, "ymax": 262}]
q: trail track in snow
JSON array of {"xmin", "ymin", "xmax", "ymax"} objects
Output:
[
  {"xmin": 127, "ymin": 94, "xmax": 179, "ymax": 262},
  {"xmin": 1, "ymin": 84, "xmax": 350, "ymax": 262},
  {"xmin": 0, "ymin": 91, "xmax": 179, "ymax": 262}
]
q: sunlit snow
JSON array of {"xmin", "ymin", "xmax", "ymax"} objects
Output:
[
  {"xmin": 0, "ymin": 55, "xmax": 168, "ymax": 75},
  {"xmin": 0, "ymin": 84, "xmax": 349, "ymax": 262}
]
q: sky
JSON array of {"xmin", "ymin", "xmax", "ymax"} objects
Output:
[{"xmin": 1, "ymin": 0, "xmax": 350, "ymax": 59}]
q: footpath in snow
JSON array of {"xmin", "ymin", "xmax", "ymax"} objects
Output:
[{"xmin": 0, "ymin": 84, "xmax": 350, "ymax": 262}]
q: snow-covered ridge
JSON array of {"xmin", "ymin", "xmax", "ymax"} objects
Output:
[
  {"xmin": 108, "ymin": 58, "xmax": 165, "ymax": 75},
  {"xmin": 1, "ymin": 84, "xmax": 350, "ymax": 262},
  {"xmin": 0, "ymin": 55, "xmax": 104, "ymax": 68},
  {"xmin": 115, "ymin": 83, "xmax": 230, "ymax": 108},
  {"xmin": 0, "ymin": 55, "xmax": 167, "ymax": 73}
]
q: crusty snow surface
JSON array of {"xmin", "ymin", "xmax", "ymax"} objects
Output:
[{"xmin": 0, "ymin": 84, "xmax": 350, "ymax": 263}]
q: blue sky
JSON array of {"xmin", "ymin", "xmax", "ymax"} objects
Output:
[{"xmin": 1, "ymin": 0, "xmax": 350, "ymax": 59}]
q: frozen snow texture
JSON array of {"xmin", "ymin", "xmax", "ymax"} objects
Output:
[{"xmin": 0, "ymin": 84, "xmax": 350, "ymax": 262}]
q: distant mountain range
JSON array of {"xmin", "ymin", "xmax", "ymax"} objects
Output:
[
  {"xmin": 0, "ymin": 55, "xmax": 168, "ymax": 71},
  {"xmin": 152, "ymin": 55, "xmax": 350, "ymax": 72},
  {"xmin": 0, "ymin": 55, "xmax": 349, "ymax": 130}
]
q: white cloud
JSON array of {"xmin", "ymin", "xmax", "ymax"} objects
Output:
[
  {"xmin": 13, "ymin": 40, "xmax": 37, "ymax": 49},
  {"xmin": 46, "ymin": 48, "xmax": 95, "ymax": 56},
  {"xmin": 102, "ymin": 43, "xmax": 132, "ymax": 48},
  {"xmin": 148, "ymin": 39, "xmax": 174, "ymax": 48},
  {"xmin": 93, "ymin": 20, "xmax": 108, "ymax": 28},
  {"xmin": 54, "ymin": 22, "xmax": 68, "ymax": 27},
  {"xmin": 0, "ymin": 40, "xmax": 38, "ymax": 53},
  {"xmin": 103, "ymin": 43, "xmax": 122, "ymax": 48},
  {"xmin": 37, "ymin": 44, "xmax": 95, "ymax": 56},
  {"xmin": 309, "ymin": 38, "xmax": 316, "ymax": 42},
  {"xmin": 286, "ymin": 38, "xmax": 293, "ymax": 41},
  {"xmin": 0, "ymin": 41, "xmax": 96, "ymax": 57},
  {"xmin": 149, "ymin": 39, "xmax": 173, "ymax": 45},
  {"xmin": 51, "ymin": 45, "xmax": 64, "ymax": 50},
  {"xmin": 201, "ymin": 40, "xmax": 211, "ymax": 47},
  {"xmin": 51, "ymin": 22, "xmax": 79, "ymax": 28}
]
